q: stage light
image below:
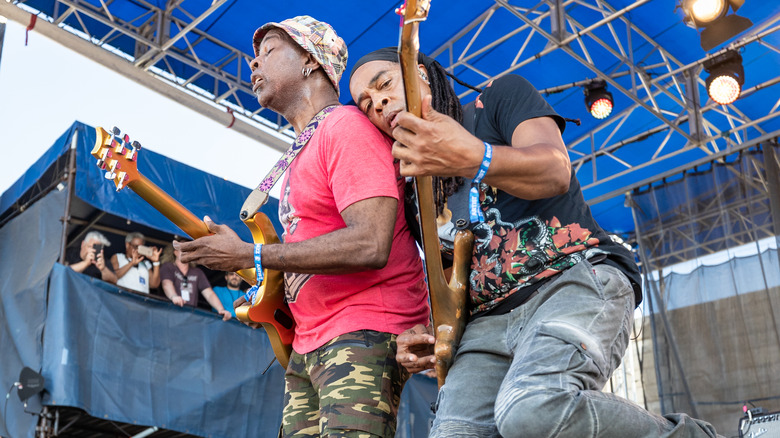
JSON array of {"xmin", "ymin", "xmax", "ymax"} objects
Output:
[
  {"xmin": 688, "ymin": 0, "xmax": 729, "ymax": 25},
  {"xmin": 681, "ymin": 0, "xmax": 753, "ymax": 51},
  {"xmin": 704, "ymin": 51, "xmax": 744, "ymax": 105},
  {"xmin": 584, "ymin": 80, "xmax": 613, "ymax": 119}
]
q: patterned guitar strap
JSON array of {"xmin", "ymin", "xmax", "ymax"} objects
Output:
[{"xmin": 240, "ymin": 104, "xmax": 339, "ymax": 303}]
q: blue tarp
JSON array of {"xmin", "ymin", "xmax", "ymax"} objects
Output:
[
  {"xmin": 0, "ymin": 187, "xmax": 63, "ymax": 438},
  {"xmin": 43, "ymin": 263, "xmax": 286, "ymax": 437},
  {"xmin": 0, "ymin": 120, "xmax": 283, "ymax": 241}
]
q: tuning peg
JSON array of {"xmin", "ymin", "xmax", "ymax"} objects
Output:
[
  {"xmin": 126, "ymin": 148, "xmax": 137, "ymax": 161},
  {"xmin": 104, "ymin": 171, "xmax": 115, "ymax": 180},
  {"xmin": 112, "ymin": 126, "xmax": 121, "ymax": 136},
  {"xmin": 116, "ymin": 172, "xmax": 129, "ymax": 190},
  {"xmin": 96, "ymin": 159, "xmax": 106, "ymax": 170},
  {"xmin": 132, "ymin": 140, "xmax": 142, "ymax": 150}
]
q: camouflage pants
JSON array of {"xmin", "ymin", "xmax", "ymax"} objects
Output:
[{"xmin": 282, "ymin": 330, "xmax": 409, "ymax": 438}]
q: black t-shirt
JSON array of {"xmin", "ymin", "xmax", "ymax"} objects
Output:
[
  {"xmin": 65, "ymin": 247, "xmax": 103, "ymax": 280},
  {"xmin": 423, "ymin": 75, "xmax": 642, "ymax": 317}
]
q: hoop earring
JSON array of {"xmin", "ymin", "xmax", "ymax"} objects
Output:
[
  {"xmin": 418, "ymin": 68, "xmax": 429, "ymax": 84},
  {"xmin": 302, "ymin": 67, "xmax": 312, "ymax": 77}
]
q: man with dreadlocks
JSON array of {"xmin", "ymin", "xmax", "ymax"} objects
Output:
[{"xmin": 350, "ymin": 48, "xmax": 721, "ymax": 437}]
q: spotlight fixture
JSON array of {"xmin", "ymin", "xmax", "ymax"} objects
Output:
[
  {"xmin": 681, "ymin": 0, "xmax": 753, "ymax": 51},
  {"xmin": 584, "ymin": 80, "xmax": 613, "ymax": 120},
  {"xmin": 704, "ymin": 51, "xmax": 744, "ymax": 105}
]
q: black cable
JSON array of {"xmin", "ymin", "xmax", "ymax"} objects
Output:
[{"xmin": 3, "ymin": 383, "xmax": 19, "ymax": 433}]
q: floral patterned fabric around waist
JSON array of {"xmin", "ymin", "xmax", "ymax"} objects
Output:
[{"xmin": 468, "ymin": 212, "xmax": 606, "ymax": 313}]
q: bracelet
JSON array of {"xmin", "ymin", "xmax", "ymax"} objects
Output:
[
  {"xmin": 469, "ymin": 142, "xmax": 493, "ymax": 223},
  {"xmin": 152, "ymin": 261, "xmax": 160, "ymax": 266},
  {"xmin": 243, "ymin": 243, "xmax": 264, "ymax": 305},
  {"xmin": 254, "ymin": 243, "xmax": 264, "ymax": 284}
]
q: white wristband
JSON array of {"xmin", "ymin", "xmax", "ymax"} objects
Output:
[{"xmin": 152, "ymin": 261, "xmax": 160, "ymax": 266}]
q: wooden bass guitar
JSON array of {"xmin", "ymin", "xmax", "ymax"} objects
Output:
[
  {"xmin": 91, "ymin": 127, "xmax": 294, "ymax": 369},
  {"xmin": 398, "ymin": 0, "xmax": 474, "ymax": 388}
]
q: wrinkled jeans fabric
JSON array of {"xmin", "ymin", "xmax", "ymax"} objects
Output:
[{"xmin": 430, "ymin": 260, "xmax": 720, "ymax": 438}]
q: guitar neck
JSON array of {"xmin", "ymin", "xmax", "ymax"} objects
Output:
[
  {"xmin": 398, "ymin": 20, "xmax": 451, "ymax": 298},
  {"xmin": 127, "ymin": 176, "xmax": 210, "ymax": 239},
  {"xmin": 415, "ymin": 177, "xmax": 450, "ymax": 293}
]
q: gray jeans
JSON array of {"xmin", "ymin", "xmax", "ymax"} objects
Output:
[{"xmin": 430, "ymin": 260, "xmax": 720, "ymax": 438}]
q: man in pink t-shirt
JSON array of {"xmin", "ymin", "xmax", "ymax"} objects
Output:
[
  {"xmin": 278, "ymin": 104, "xmax": 428, "ymax": 354},
  {"xmin": 176, "ymin": 16, "xmax": 428, "ymax": 438}
]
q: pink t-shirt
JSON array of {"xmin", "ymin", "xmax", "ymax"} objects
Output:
[{"xmin": 278, "ymin": 106, "xmax": 429, "ymax": 353}]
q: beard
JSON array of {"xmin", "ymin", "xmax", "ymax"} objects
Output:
[{"xmin": 228, "ymin": 279, "xmax": 242, "ymax": 289}]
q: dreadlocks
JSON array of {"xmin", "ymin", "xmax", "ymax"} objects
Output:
[{"xmin": 425, "ymin": 60, "xmax": 467, "ymax": 216}]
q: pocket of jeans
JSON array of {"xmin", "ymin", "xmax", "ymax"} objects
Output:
[
  {"xmin": 322, "ymin": 339, "xmax": 370, "ymax": 351},
  {"xmin": 537, "ymin": 320, "xmax": 607, "ymax": 378},
  {"xmin": 592, "ymin": 264, "xmax": 633, "ymax": 301},
  {"xmin": 321, "ymin": 330, "xmax": 387, "ymax": 352}
]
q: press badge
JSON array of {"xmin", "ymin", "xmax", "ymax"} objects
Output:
[{"xmin": 181, "ymin": 280, "xmax": 192, "ymax": 302}]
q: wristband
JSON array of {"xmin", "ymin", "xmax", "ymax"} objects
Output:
[
  {"xmin": 469, "ymin": 142, "xmax": 493, "ymax": 223},
  {"xmin": 243, "ymin": 243, "xmax": 264, "ymax": 305},
  {"xmin": 152, "ymin": 261, "xmax": 160, "ymax": 266}
]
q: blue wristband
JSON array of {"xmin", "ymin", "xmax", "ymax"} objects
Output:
[
  {"xmin": 469, "ymin": 142, "xmax": 493, "ymax": 223},
  {"xmin": 243, "ymin": 243, "xmax": 264, "ymax": 305},
  {"xmin": 253, "ymin": 243, "xmax": 264, "ymax": 284}
]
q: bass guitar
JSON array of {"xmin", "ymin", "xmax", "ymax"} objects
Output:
[
  {"xmin": 398, "ymin": 0, "xmax": 474, "ymax": 388},
  {"xmin": 91, "ymin": 126, "xmax": 294, "ymax": 369}
]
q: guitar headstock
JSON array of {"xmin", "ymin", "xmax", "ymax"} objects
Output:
[
  {"xmin": 396, "ymin": 0, "xmax": 430, "ymax": 24},
  {"xmin": 91, "ymin": 126, "xmax": 143, "ymax": 191}
]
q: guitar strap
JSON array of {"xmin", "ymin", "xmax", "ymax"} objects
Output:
[{"xmin": 240, "ymin": 104, "xmax": 340, "ymax": 219}]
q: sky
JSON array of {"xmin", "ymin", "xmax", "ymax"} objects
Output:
[{"xmin": 0, "ymin": 18, "xmax": 284, "ymax": 201}]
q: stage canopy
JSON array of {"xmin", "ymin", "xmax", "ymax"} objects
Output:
[{"xmin": 1, "ymin": 0, "xmax": 778, "ymax": 238}]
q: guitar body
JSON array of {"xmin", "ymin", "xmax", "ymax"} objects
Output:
[
  {"xmin": 92, "ymin": 126, "xmax": 293, "ymax": 369},
  {"xmin": 236, "ymin": 213, "xmax": 294, "ymax": 369},
  {"xmin": 431, "ymin": 228, "xmax": 472, "ymax": 385}
]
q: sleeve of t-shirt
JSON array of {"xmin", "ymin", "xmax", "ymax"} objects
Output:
[
  {"xmin": 321, "ymin": 107, "xmax": 399, "ymax": 213},
  {"xmin": 159, "ymin": 263, "xmax": 175, "ymax": 282},
  {"xmin": 482, "ymin": 75, "xmax": 566, "ymax": 145},
  {"xmin": 194, "ymin": 268, "xmax": 211, "ymax": 293}
]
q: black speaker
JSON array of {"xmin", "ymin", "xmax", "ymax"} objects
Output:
[{"xmin": 739, "ymin": 411, "xmax": 780, "ymax": 438}]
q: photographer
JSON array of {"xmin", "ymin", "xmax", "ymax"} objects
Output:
[
  {"xmin": 110, "ymin": 232, "xmax": 161, "ymax": 294},
  {"xmin": 66, "ymin": 230, "xmax": 118, "ymax": 284}
]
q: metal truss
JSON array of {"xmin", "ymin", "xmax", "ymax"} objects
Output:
[
  {"xmin": 3, "ymin": 0, "xmax": 780, "ymax": 197},
  {"xmin": 429, "ymin": 0, "xmax": 780, "ymax": 201},
  {"xmin": 2, "ymin": 0, "xmax": 294, "ymax": 151},
  {"xmin": 635, "ymin": 190, "xmax": 773, "ymax": 267},
  {"xmin": 628, "ymin": 145, "xmax": 778, "ymax": 268}
]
